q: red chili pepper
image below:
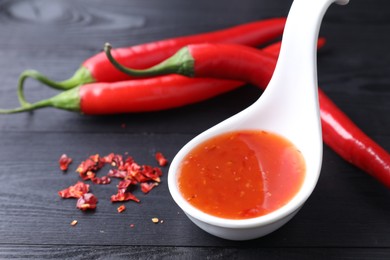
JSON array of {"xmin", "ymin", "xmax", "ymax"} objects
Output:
[
  {"xmin": 18, "ymin": 18, "xmax": 286, "ymax": 92},
  {"xmin": 105, "ymin": 43, "xmax": 276, "ymax": 88},
  {"xmin": 2, "ymin": 37, "xmax": 325, "ymax": 115},
  {"xmin": 1, "ymin": 75, "xmax": 243, "ymax": 114},
  {"xmin": 107, "ymin": 43, "xmax": 390, "ymax": 188},
  {"xmin": 318, "ymin": 91, "xmax": 390, "ymax": 187}
]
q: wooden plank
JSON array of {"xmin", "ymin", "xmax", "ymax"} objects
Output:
[
  {"xmin": 0, "ymin": 0, "xmax": 389, "ymax": 256},
  {"xmin": 0, "ymin": 245, "xmax": 389, "ymax": 260},
  {"xmin": 0, "ymin": 132, "xmax": 388, "ymax": 247}
]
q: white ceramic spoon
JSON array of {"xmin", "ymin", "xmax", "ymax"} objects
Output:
[{"xmin": 168, "ymin": 0, "xmax": 349, "ymax": 241}]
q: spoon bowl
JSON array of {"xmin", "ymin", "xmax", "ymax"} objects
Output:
[{"xmin": 168, "ymin": 0, "xmax": 349, "ymax": 240}]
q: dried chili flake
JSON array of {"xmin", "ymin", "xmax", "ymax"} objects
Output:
[
  {"xmin": 124, "ymin": 156, "xmax": 135, "ymax": 164},
  {"xmin": 76, "ymin": 159, "xmax": 95, "ymax": 174},
  {"xmin": 129, "ymin": 171, "xmax": 149, "ymax": 183},
  {"xmin": 123, "ymin": 163, "xmax": 143, "ymax": 182},
  {"xmin": 77, "ymin": 164, "xmax": 94, "ymax": 178},
  {"xmin": 155, "ymin": 152, "xmax": 168, "ymax": 167},
  {"xmin": 117, "ymin": 179, "xmax": 134, "ymax": 191},
  {"xmin": 76, "ymin": 193, "xmax": 98, "ymax": 211},
  {"xmin": 76, "ymin": 154, "xmax": 104, "ymax": 177},
  {"xmin": 120, "ymin": 156, "xmax": 135, "ymax": 170},
  {"xmin": 84, "ymin": 171, "xmax": 96, "ymax": 181},
  {"xmin": 107, "ymin": 169, "xmax": 127, "ymax": 179},
  {"xmin": 91, "ymin": 176, "xmax": 111, "ymax": 185},
  {"xmin": 141, "ymin": 182, "xmax": 158, "ymax": 194},
  {"xmin": 58, "ymin": 181, "xmax": 89, "ymax": 199},
  {"xmin": 102, "ymin": 153, "xmax": 115, "ymax": 164},
  {"xmin": 111, "ymin": 190, "xmax": 140, "ymax": 203},
  {"xmin": 140, "ymin": 165, "xmax": 162, "ymax": 182},
  {"xmin": 130, "ymin": 224, "xmax": 135, "ymax": 228},
  {"xmin": 70, "ymin": 220, "xmax": 78, "ymax": 226},
  {"xmin": 127, "ymin": 162, "xmax": 141, "ymax": 175},
  {"xmin": 117, "ymin": 204, "xmax": 126, "ymax": 213},
  {"xmin": 111, "ymin": 154, "xmax": 124, "ymax": 168},
  {"xmin": 59, "ymin": 154, "xmax": 73, "ymax": 171},
  {"xmin": 58, "ymin": 151, "xmax": 167, "ymax": 212}
]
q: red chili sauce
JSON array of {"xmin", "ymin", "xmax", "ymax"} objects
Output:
[{"xmin": 177, "ymin": 130, "xmax": 306, "ymax": 219}]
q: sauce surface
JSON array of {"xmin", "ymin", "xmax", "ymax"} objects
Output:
[{"xmin": 177, "ymin": 130, "xmax": 306, "ymax": 219}]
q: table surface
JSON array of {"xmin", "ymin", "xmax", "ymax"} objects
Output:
[{"xmin": 0, "ymin": 0, "xmax": 389, "ymax": 259}]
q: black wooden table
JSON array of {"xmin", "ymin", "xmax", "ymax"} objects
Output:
[{"xmin": 0, "ymin": 0, "xmax": 389, "ymax": 259}]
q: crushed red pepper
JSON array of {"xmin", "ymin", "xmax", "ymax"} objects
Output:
[
  {"xmin": 58, "ymin": 181, "xmax": 89, "ymax": 199},
  {"xmin": 76, "ymin": 193, "xmax": 98, "ymax": 211},
  {"xmin": 111, "ymin": 190, "xmax": 140, "ymax": 203},
  {"xmin": 155, "ymin": 152, "xmax": 168, "ymax": 166},
  {"xmin": 107, "ymin": 169, "xmax": 127, "ymax": 179},
  {"xmin": 117, "ymin": 179, "xmax": 133, "ymax": 191},
  {"xmin": 59, "ymin": 154, "xmax": 73, "ymax": 171},
  {"xmin": 76, "ymin": 154, "xmax": 105, "ymax": 180},
  {"xmin": 141, "ymin": 182, "xmax": 159, "ymax": 194},
  {"xmin": 117, "ymin": 204, "xmax": 126, "ymax": 213},
  {"xmin": 140, "ymin": 165, "xmax": 162, "ymax": 182},
  {"xmin": 58, "ymin": 151, "xmax": 167, "ymax": 212},
  {"xmin": 91, "ymin": 176, "xmax": 111, "ymax": 185}
]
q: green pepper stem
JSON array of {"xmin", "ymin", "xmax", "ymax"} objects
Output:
[
  {"xmin": 0, "ymin": 87, "xmax": 81, "ymax": 114},
  {"xmin": 0, "ymin": 100, "xmax": 51, "ymax": 114},
  {"xmin": 104, "ymin": 42, "xmax": 195, "ymax": 77},
  {"xmin": 18, "ymin": 67, "xmax": 93, "ymax": 91},
  {"xmin": 17, "ymin": 67, "xmax": 94, "ymax": 107}
]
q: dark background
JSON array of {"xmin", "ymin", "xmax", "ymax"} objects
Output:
[{"xmin": 0, "ymin": 0, "xmax": 389, "ymax": 259}]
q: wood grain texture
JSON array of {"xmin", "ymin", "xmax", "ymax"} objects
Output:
[
  {"xmin": 0, "ymin": 0, "xmax": 389, "ymax": 258},
  {"xmin": 1, "ymin": 245, "xmax": 390, "ymax": 260}
]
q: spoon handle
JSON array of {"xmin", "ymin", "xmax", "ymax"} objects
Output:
[
  {"xmin": 270, "ymin": 0, "xmax": 348, "ymax": 96},
  {"xmin": 255, "ymin": 0, "xmax": 348, "ymax": 140}
]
